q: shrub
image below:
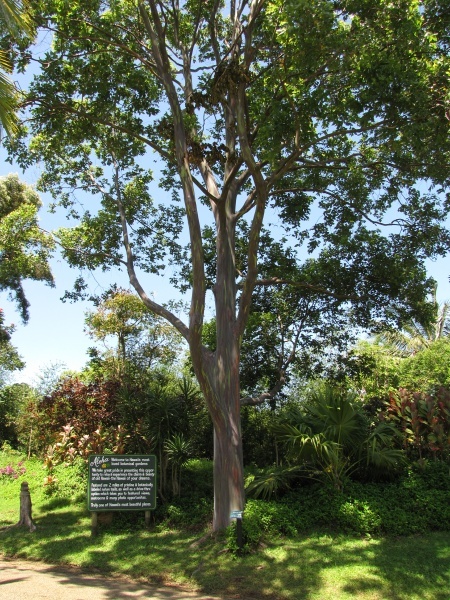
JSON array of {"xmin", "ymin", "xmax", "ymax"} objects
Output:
[
  {"xmin": 180, "ymin": 459, "xmax": 214, "ymax": 497},
  {"xmin": 42, "ymin": 457, "xmax": 87, "ymax": 500},
  {"xmin": 384, "ymin": 387, "xmax": 450, "ymax": 461},
  {"xmin": 153, "ymin": 459, "xmax": 214, "ymax": 529},
  {"xmin": 0, "ymin": 461, "xmax": 26, "ymax": 479},
  {"xmin": 226, "ymin": 499, "xmax": 299, "ymax": 554},
  {"xmin": 35, "ymin": 377, "xmax": 122, "ymax": 454},
  {"xmin": 338, "ymin": 499, "xmax": 382, "ymax": 534},
  {"xmin": 229, "ymin": 461, "xmax": 450, "ymax": 553}
]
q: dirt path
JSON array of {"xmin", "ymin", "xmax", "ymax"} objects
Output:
[{"xmin": 0, "ymin": 558, "xmax": 223, "ymax": 600}]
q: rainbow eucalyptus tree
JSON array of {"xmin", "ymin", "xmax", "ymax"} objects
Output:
[{"xmin": 8, "ymin": 0, "xmax": 450, "ymax": 529}]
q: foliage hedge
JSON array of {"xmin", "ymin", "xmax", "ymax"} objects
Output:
[
  {"xmin": 233, "ymin": 461, "xmax": 450, "ymax": 551},
  {"xmin": 2, "ymin": 453, "xmax": 449, "ymax": 552}
]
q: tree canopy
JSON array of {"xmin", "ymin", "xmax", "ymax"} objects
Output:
[
  {"xmin": 375, "ymin": 284, "xmax": 450, "ymax": 356},
  {"xmin": 8, "ymin": 0, "xmax": 450, "ymax": 529}
]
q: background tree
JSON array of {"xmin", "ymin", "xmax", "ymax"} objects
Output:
[
  {"xmin": 398, "ymin": 338, "xmax": 450, "ymax": 391},
  {"xmin": 203, "ymin": 226, "xmax": 361, "ymax": 403},
  {"xmin": 0, "ymin": 308, "xmax": 25, "ymax": 449},
  {"xmin": 85, "ymin": 288, "xmax": 185, "ymax": 379},
  {"xmin": 10, "ymin": 0, "xmax": 450, "ymax": 529},
  {"xmin": 0, "ymin": 308, "xmax": 23, "ymax": 378},
  {"xmin": 338, "ymin": 339, "xmax": 401, "ymax": 402},
  {"xmin": 0, "ymin": 173, "xmax": 54, "ymax": 322},
  {"xmin": 0, "ymin": 381, "xmax": 34, "ymax": 450}
]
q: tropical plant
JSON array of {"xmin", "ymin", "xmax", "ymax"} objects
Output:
[
  {"xmin": 176, "ymin": 375, "xmax": 213, "ymax": 460},
  {"xmin": 164, "ymin": 434, "xmax": 193, "ymax": 496},
  {"xmin": 245, "ymin": 464, "xmax": 304, "ymax": 500},
  {"xmin": 34, "ymin": 376, "xmax": 121, "ymax": 454},
  {"xmin": 255, "ymin": 386, "xmax": 405, "ymax": 495},
  {"xmin": 384, "ymin": 387, "xmax": 450, "ymax": 461}
]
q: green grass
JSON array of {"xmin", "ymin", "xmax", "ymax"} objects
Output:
[{"xmin": 1, "ymin": 452, "xmax": 450, "ymax": 599}]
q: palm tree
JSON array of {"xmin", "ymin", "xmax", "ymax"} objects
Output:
[
  {"xmin": 376, "ymin": 285, "xmax": 450, "ymax": 357},
  {"xmin": 247, "ymin": 386, "xmax": 404, "ymax": 498},
  {"xmin": 0, "ymin": 0, "xmax": 34, "ymax": 137},
  {"xmin": 164, "ymin": 434, "xmax": 192, "ymax": 496}
]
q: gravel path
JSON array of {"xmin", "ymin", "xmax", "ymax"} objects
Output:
[{"xmin": 0, "ymin": 558, "xmax": 223, "ymax": 600}]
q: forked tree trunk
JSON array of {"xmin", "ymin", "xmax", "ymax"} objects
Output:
[{"xmin": 17, "ymin": 481, "xmax": 36, "ymax": 532}]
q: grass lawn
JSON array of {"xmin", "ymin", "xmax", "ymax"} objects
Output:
[{"xmin": 1, "ymin": 455, "xmax": 450, "ymax": 599}]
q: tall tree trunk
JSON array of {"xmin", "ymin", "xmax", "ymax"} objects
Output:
[
  {"xmin": 195, "ymin": 354, "xmax": 244, "ymax": 531},
  {"xmin": 211, "ymin": 334, "xmax": 244, "ymax": 530},
  {"xmin": 190, "ymin": 336, "xmax": 244, "ymax": 531},
  {"xmin": 207, "ymin": 207, "xmax": 245, "ymax": 530},
  {"xmin": 213, "ymin": 419, "xmax": 244, "ymax": 530}
]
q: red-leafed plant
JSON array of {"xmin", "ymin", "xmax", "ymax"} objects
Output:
[{"xmin": 383, "ymin": 387, "xmax": 450, "ymax": 461}]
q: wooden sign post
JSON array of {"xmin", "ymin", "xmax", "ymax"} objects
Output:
[{"xmin": 230, "ymin": 510, "xmax": 244, "ymax": 554}]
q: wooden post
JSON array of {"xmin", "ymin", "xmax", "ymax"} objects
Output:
[
  {"xmin": 236, "ymin": 516, "xmax": 243, "ymax": 554},
  {"xmin": 91, "ymin": 512, "xmax": 98, "ymax": 537},
  {"xmin": 145, "ymin": 510, "xmax": 151, "ymax": 528},
  {"xmin": 17, "ymin": 481, "xmax": 36, "ymax": 532}
]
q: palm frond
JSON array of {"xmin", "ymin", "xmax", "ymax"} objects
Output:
[
  {"xmin": 0, "ymin": 0, "xmax": 36, "ymax": 137},
  {"xmin": 245, "ymin": 465, "xmax": 304, "ymax": 500},
  {"xmin": 273, "ymin": 385, "xmax": 403, "ymax": 487},
  {"xmin": 0, "ymin": 0, "xmax": 34, "ymax": 38},
  {"xmin": 0, "ymin": 66, "xmax": 18, "ymax": 137},
  {"xmin": 307, "ymin": 387, "xmax": 367, "ymax": 448},
  {"xmin": 365, "ymin": 422, "xmax": 405, "ymax": 471}
]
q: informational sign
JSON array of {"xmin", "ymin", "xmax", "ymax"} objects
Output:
[{"xmin": 88, "ymin": 454, "xmax": 156, "ymax": 511}]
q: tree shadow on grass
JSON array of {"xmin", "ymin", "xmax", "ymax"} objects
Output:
[
  {"xmin": 1, "ymin": 511, "xmax": 450, "ymax": 600},
  {"xmin": 40, "ymin": 497, "xmax": 74, "ymax": 511},
  {"xmin": 0, "ymin": 509, "xmax": 91, "ymax": 559},
  {"xmin": 339, "ymin": 533, "xmax": 450, "ymax": 600},
  {"xmin": 181, "ymin": 530, "xmax": 450, "ymax": 600}
]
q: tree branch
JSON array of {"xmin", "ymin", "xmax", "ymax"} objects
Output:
[
  {"xmin": 139, "ymin": 0, "xmax": 206, "ymax": 351},
  {"xmin": 23, "ymin": 97, "xmax": 172, "ymax": 162},
  {"xmin": 251, "ymin": 277, "xmax": 362, "ymax": 302},
  {"xmin": 111, "ymin": 155, "xmax": 190, "ymax": 341},
  {"xmin": 241, "ymin": 378, "xmax": 286, "ymax": 406}
]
